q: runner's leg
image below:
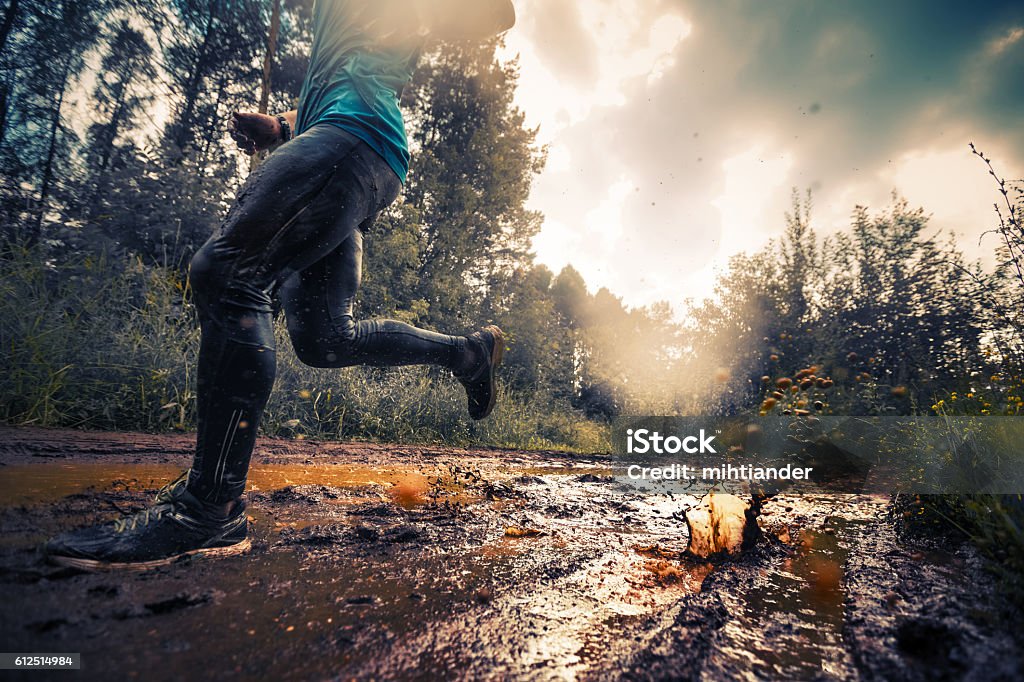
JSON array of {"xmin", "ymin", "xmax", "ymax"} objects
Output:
[
  {"xmin": 280, "ymin": 221, "xmax": 472, "ymax": 369},
  {"xmin": 186, "ymin": 125, "xmax": 385, "ymax": 503}
]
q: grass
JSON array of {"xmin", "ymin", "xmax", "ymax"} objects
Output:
[
  {"xmin": 0, "ymin": 247, "xmax": 610, "ymax": 453},
  {"xmin": 889, "ymin": 402, "xmax": 1024, "ymax": 606}
]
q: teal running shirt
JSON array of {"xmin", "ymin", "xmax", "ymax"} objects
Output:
[{"xmin": 295, "ymin": 0, "xmax": 426, "ymax": 183}]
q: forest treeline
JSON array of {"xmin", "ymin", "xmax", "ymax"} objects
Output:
[{"xmin": 1, "ymin": 0, "xmax": 1023, "ymax": 449}]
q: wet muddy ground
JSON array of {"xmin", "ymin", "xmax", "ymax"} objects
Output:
[{"xmin": 0, "ymin": 426, "xmax": 1021, "ymax": 681}]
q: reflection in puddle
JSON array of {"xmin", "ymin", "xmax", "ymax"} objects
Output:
[
  {"xmin": 0, "ymin": 462, "xmax": 439, "ymax": 508},
  {"xmin": 713, "ymin": 515, "xmax": 867, "ymax": 680}
]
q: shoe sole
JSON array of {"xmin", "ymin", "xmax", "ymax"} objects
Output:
[
  {"xmin": 477, "ymin": 325, "xmax": 505, "ymax": 420},
  {"xmin": 47, "ymin": 537, "xmax": 252, "ymax": 573}
]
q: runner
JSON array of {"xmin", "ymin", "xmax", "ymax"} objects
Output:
[{"xmin": 44, "ymin": 0, "xmax": 516, "ymax": 571}]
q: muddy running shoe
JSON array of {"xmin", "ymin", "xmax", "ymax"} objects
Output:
[
  {"xmin": 456, "ymin": 325, "xmax": 505, "ymax": 420},
  {"xmin": 43, "ymin": 472, "xmax": 250, "ymax": 572}
]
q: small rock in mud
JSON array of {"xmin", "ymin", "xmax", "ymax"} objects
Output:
[
  {"xmin": 383, "ymin": 524, "xmax": 422, "ymax": 543},
  {"xmin": 24, "ymin": 617, "xmax": 71, "ymax": 633},
  {"xmin": 576, "ymin": 473, "xmax": 613, "ymax": 483},
  {"xmin": 144, "ymin": 590, "xmax": 219, "ymax": 615},
  {"xmin": 895, "ymin": 617, "xmax": 964, "ymax": 666},
  {"xmin": 354, "ymin": 524, "xmax": 380, "ymax": 541}
]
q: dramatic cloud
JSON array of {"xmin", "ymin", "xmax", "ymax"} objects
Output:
[{"xmin": 501, "ymin": 0, "xmax": 1024, "ymax": 311}]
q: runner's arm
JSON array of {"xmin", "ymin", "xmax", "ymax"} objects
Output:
[
  {"xmin": 229, "ymin": 110, "xmax": 298, "ymax": 155},
  {"xmin": 414, "ymin": 0, "xmax": 515, "ymax": 41}
]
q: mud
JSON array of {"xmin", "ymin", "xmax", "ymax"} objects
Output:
[{"xmin": 0, "ymin": 426, "xmax": 1021, "ymax": 681}]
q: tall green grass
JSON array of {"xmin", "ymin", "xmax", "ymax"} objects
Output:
[{"xmin": 0, "ymin": 248, "xmax": 609, "ymax": 453}]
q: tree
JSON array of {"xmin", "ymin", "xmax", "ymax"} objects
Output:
[
  {"xmin": 833, "ymin": 199, "xmax": 986, "ymax": 401},
  {"xmin": 0, "ymin": 0, "xmax": 22, "ymax": 142},
  {"xmin": 685, "ymin": 194, "xmax": 991, "ymax": 415},
  {"xmin": 101, "ymin": 0, "xmax": 307, "ymax": 266},
  {"xmin": 401, "ymin": 39, "xmax": 544, "ymax": 330},
  {"xmin": 0, "ymin": 0, "xmax": 109, "ymax": 245},
  {"xmin": 161, "ymin": 0, "xmax": 265, "ymax": 167},
  {"xmin": 85, "ymin": 21, "xmax": 157, "ymax": 218}
]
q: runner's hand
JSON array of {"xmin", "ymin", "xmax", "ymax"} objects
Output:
[{"xmin": 228, "ymin": 112, "xmax": 281, "ymax": 155}]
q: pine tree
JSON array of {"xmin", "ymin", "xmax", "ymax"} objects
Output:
[
  {"xmin": 0, "ymin": 0, "xmax": 110, "ymax": 245},
  {"xmin": 161, "ymin": 0, "xmax": 265, "ymax": 167},
  {"xmin": 400, "ymin": 39, "xmax": 544, "ymax": 330},
  {"xmin": 85, "ymin": 20, "xmax": 157, "ymax": 218}
]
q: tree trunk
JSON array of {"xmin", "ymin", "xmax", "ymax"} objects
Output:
[
  {"xmin": 0, "ymin": 0, "xmax": 18, "ymax": 59},
  {"xmin": 0, "ymin": 0, "xmax": 17, "ymax": 142},
  {"xmin": 30, "ymin": 53, "xmax": 71, "ymax": 245},
  {"xmin": 98, "ymin": 76, "xmax": 130, "ymax": 174},
  {"xmin": 173, "ymin": 3, "xmax": 218, "ymax": 154},
  {"xmin": 250, "ymin": 0, "xmax": 281, "ymax": 172},
  {"xmin": 87, "ymin": 68, "xmax": 132, "ymax": 216},
  {"xmin": 0, "ymin": 80, "xmax": 8, "ymax": 145},
  {"xmin": 257, "ymin": 0, "xmax": 280, "ymax": 115}
]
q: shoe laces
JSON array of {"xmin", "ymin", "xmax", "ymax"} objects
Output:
[
  {"xmin": 113, "ymin": 502, "xmax": 171, "ymax": 533},
  {"xmin": 155, "ymin": 469, "xmax": 190, "ymax": 504},
  {"xmin": 112, "ymin": 471, "xmax": 189, "ymax": 533}
]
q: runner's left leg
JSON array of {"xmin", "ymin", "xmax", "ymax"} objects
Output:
[{"xmin": 280, "ymin": 222, "xmax": 472, "ymax": 370}]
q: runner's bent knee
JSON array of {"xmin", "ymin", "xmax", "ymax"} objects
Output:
[{"xmin": 189, "ymin": 241, "xmax": 276, "ymax": 348}]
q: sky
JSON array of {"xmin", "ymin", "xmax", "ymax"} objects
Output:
[{"xmin": 496, "ymin": 0, "xmax": 1024, "ymax": 314}]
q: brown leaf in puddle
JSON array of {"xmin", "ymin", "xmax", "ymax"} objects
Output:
[
  {"xmin": 807, "ymin": 556, "xmax": 842, "ymax": 600},
  {"xmin": 504, "ymin": 526, "xmax": 545, "ymax": 538}
]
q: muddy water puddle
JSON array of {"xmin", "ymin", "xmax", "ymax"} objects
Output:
[
  {"xmin": 0, "ymin": 461, "xmax": 615, "ymax": 509},
  {"xmin": 2, "ymin": 440, "xmax": 1005, "ymax": 681},
  {"xmin": 0, "ymin": 462, "xmax": 441, "ymax": 508},
  {"xmin": 26, "ymin": 536, "xmax": 535, "ymax": 681},
  {"xmin": 716, "ymin": 523, "xmax": 857, "ymax": 679},
  {"xmin": 706, "ymin": 496, "xmax": 886, "ymax": 681}
]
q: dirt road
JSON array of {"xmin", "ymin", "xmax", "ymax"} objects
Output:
[{"xmin": 0, "ymin": 427, "xmax": 1020, "ymax": 681}]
